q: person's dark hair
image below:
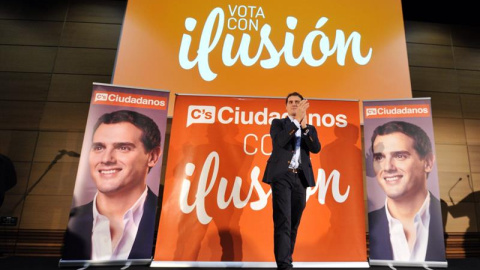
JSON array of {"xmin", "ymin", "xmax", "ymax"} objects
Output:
[
  {"xmin": 371, "ymin": 121, "xmax": 432, "ymax": 159},
  {"xmin": 93, "ymin": 110, "xmax": 161, "ymax": 152},
  {"xmin": 285, "ymin": 92, "xmax": 304, "ymax": 104}
]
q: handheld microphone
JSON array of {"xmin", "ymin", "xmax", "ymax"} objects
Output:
[{"xmin": 448, "ymin": 177, "xmax": 462, "ymax": 205}]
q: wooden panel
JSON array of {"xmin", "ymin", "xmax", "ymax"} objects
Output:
[
  {"xmin": 452, "ymin": 25, "xmax": 480, "ymax": 48},
  {"xmin": 439, "ymin": 172, "xmax": 475, "ymax": 204},
  {"xmin": 410, "ymin": 67, "xmax": 457, "ymax": 93},
  {"xmin": 447, "ymin": 233, "xmax": 480, "ymax": 258},
  {"xmin": 0, "ymin": 72, "xmax": 51, "ymax": 101},
  {"xmin": 60, "ymin": 22, "xmax": 121, "ymax": 49},
  {"xmin": 39, "ymin": 102, "xmax": 89, "ymax": 131},
  {"xmin": 413, "ymin": 91, "xmax": 462, "ymax": 118},
  {"xmin": 2, "ymin": 230, "xmax": 480, "ymax": 258},
  {"xmin": 404, "ymin": 21, "xmax": 451, "ymax": 45},
  {"xmin": 0, "ymin": 131, "xmax": 38, "ymax": 161},
  {"xmin": 0, "ymin": 101, "xmax": 45, "ymax": 130},
  {"xmin": 0, "ymin": 46, "xmax": 56, "ymax": 73},
  {"xmin": 461, "ymin": 94, "xmax": 480, "ymax": 119},
  {"xmin": 0, "ymin": 0, "xmax": 67, "ymax": 21},
  {"xmin": 48, "ymin": 74, "xmax": 111, "ymax": 102},
  {"xmin": 13, "ymin": 230, "xmax": 65, "ymax": 256},
  {"xmin": 407, "ymin": 43, "xmax": 454, "ymax": 68},
  {"xmin": 19, "ymin": 195, "xmax": 72, "ymax": 230},
  {"xmin": 477, "ymin": 203, "xmax": 480, "ymax": 235},
  {"xmin": 454, "ymin": 47, "xmax": 480, "ymax": 71},
  {"xmin": 445, "ymin": 202, "xmax": 478, "ymax": 232},
  {"xmin": 436, "ymin": 144, "xmax": 471, "ymax": 172},
  {"xmin": 67, "ymin": 0, "xmax": 127, "ymax": 24},
  {"xmin": 0, "ymin": 194, "xmax": 23, "ymax": 225},
  {"xmin": 469, "ymin": 145, "xmax": 480, "ymax": 173},
  {"xmin": 472, "ymin": 173, "xmax": 480, "ymax": 202},
  {"xmin": 0, "ymin": 229, "xmax": 18, "ymax": 254},
  {"xmin": 27, "ymin": 162, "xmax": 78, "ymax": 196},
  {"xmin": 458, "ymin": 70, "xmax": 480, "ymax": 95},
  {"xmin": 465, "ymin": 119, "xmax": 480, "ymax": 145},
  {"xmin": 0, "ymin": 20, "xmax": 62, "ymax": 46},
  {"xmin": 32, "ymin": 132, "xmax": 84, "ymax": 163},
  {"xmin": 7, "ymin": 162, "xmax": 31, "ymax": 195},
  {"xmin": 433, "ymin": 118, "xmax": 466, "ymax": 144},
  {"xmin": 53, "ymin": 48, "xmax": 116, "ymax": 75}
]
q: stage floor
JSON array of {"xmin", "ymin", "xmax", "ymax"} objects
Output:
[{"xmin": 1, "ymin": 256, "xmax": 479, "ymax": 270}]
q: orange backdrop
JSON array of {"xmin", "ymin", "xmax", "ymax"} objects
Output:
[
  {"xmin": 113, "ymin": 0, "xmax": 410, "ymax": 116},
  {"xmin": 154, "ymin": 96, "xmax": 365, "ymax": 263}
]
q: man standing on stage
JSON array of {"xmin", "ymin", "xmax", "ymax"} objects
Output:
[{"xmin": 262, "ymin": 92, "xmax": 321, "ymax": 269}]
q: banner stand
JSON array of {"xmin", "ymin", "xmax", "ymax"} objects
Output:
[
  {"xmin": 152, "ymin": 95, "xmax": 367, "ymax": 266},
  {"xmin": 60, "ymin": 84, "xmax": 169, "ymax": 266},
  {"xmin": 58, "ymin": 258, "xmax": 151, "ymax": 268},
  {"xmin": 151, "ymin": 261, "xmax": 369, "ymax": 268},
  {"xmin": 363, "ymin": 98, "xmax": 447, "ymax": 268},
  {"xmin": 369, "ymin": 259, "xmax": 448, "ymax": 268}
]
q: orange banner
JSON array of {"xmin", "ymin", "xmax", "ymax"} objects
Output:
[
  {"xmin": 113, "ymin": 0, "xmax": 410, "ymax": 115},
  {"xmin": 153, "ymin": 95, "xmax": 366, "ymax": 266}
]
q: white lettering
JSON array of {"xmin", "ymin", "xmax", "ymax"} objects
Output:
[
  {"xmin": 218, "ymin": 106, "xmax": 234, "ymax": 124},
  {"xmin": 180, "ymin": 152, "xmax": 271, "ymax": 224},
  {"xmin": 307, "ymin": 169, "xmax": 350, "ymax": 204},
  {"xmin": 180, "ymin": 152, "xmax": 350, "ymax": 224},
  {"xmin": 179, "ymin": 8, "xmax": 373, "ymax": 81},
  {"xmin": 243, "ymin": 133, "xmax": 272, "ymax": 156},
  {"xmin": 244, "ymin": 134, "xmax": 258, "ymax": 155}
]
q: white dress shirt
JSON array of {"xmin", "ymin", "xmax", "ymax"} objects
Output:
[
  {"xmin": 386, "ymin": 192, "xmax": 431, "ymax": 261},
  {"xmin": 91, "ymin": 187, "xmax": 148, "ymax": 260},
  {"xmin": 288, "ymin": 117, "xmax": 302, "ymax": 169},
  {"xmin": 288, "ymin": 116, "xmax": 302, "ymax": 169}
]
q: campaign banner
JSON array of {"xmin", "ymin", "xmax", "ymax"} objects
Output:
[
  {"xmin": 152, "ymin": 95, "xmax": 367, "ymax": 267},
  {"xmin": 363, "ymin": 99, "xmax": 447, "ymax": 268},
  {"xmin": 60, "ymin": 83, "xmax": 169, "ymax": 267},
  {"xmin": 113, "ymin": 0, "xmax": 410, "ymax": 115}
]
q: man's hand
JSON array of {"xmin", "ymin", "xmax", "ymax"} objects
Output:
[
  {"xmin": 300, "ymin": 116, "xmax": 307, "ymax": 129},
  {"xmin": 295, "ymin": 99, "xmax": 309, "ymax": 124}
]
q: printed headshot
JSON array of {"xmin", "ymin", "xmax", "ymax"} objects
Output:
[
  {"xmin": 62, "ymin": 110, "xmax": 162, "ymax": 261},
  {"xmin": 367, "ymin": 120, "xmax": 445, "ymax": 262}
]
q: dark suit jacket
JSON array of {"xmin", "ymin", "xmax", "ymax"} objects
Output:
[
  {"xmin": 262, "ymin": 117, "xmax": 321, "ymax": 187},
  {"xmin": 368, "ymin": 193, "xmax": 446, "ymax": 261},
  {"xmin": 62, "ymin": 188, "xmax": 158, "ymax": 260}
]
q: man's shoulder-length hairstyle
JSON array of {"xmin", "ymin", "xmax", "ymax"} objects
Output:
[
  {"xmin": 93, "ymin": 110, "xmax": 161, "ymax": 152},
  {"xmin": 371, "ymin": 120, "xmax": 432, "ymax": 159}
]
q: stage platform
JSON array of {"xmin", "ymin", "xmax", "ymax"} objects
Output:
[{"xmin": 1, "ymin": 256, "xmax": 479, "ymax": 270}]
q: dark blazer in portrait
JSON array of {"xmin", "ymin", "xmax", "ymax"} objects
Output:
[
  {"xmin": 262, "ymin": 117, "xmax": 321, "ymax": 187},
  {"xmin": 62, "ymin": 188, "xmax": 158, "ymax": 260},
  {"xmin": 368, "ymin": 193, "xmax": 446, "ymax": 261}
]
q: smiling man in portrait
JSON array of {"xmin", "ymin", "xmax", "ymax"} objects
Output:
[
  {"xmin": 368, "ymin": 121, "xmax": 445, "ymax": 262},
  {"xmin": 63, "ymin": 110, "xmax": 161, "ymax": 261}
]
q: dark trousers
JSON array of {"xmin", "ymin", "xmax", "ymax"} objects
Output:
[{"xmin": 271, "ymin": 170, "xmax": 307, "ymax": 269}]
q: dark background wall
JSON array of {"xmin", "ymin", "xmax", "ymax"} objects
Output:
[{"xmin": 0, "ymin": 0, "xmax": 479, "ymax": 257}]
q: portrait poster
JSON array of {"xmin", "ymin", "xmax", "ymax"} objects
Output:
[
  {"xmin": 60, "ymin": 83, "xmax": 169, "ymax": 267},
  {"xmin": 152, "ymin": 95, "xmax": 367, "ymax": 267},
  {"xmin": 113, "ymin": 0, "xmax": 410, "ymax": 116},
  {"xmin": 363, "ymin": 99, "xmax": 447, "ymax": 268}
]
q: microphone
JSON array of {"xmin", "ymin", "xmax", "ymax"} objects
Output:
[
  {"xmin": 65, "ymin": 150, "xmax": 80, "ymax": 157},
  {"xmin": 448, "ymin": 177, "xmax": 462, "ymax": 205},
  {"xmin": 58, "ymin": 149, "xmax": 80, "ymax": 158},
  {"xmin": 12, "ymin": 149, "xmax": 80, "ymax": 210}
]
